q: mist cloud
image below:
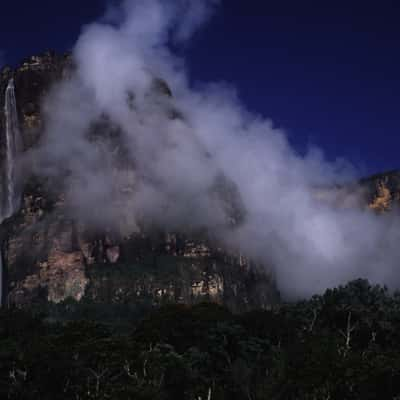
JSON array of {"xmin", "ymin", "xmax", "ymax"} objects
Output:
[{"xmin": 28, "ymin": 0, "xmax": 400, "ymax": 299}]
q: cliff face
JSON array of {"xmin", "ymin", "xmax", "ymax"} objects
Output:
[
  {"xmin": 0, "ymin": 53, "xmax": 279, "ymax": 311},
  {"xmin": 2, "ymin": 53, "xmax": 398, "ymax": 311},
  {"xmin": 360, "ymin": 171, "xmax": 400, "ymax": 213}
]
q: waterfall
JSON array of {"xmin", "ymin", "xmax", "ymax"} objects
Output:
[
  {"xmin": 3, "ymin": 78, "xmax": 22, "ymax": 219},
  {"xmin": 0, "ymin": 78, "xmax": 22, "ymax": 307}
]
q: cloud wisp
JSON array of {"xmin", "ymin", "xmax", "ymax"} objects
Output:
[{"xmin": 28, "ymin": 0, "xmax": 400, "ymax": 299}]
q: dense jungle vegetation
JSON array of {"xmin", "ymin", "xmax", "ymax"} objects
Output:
[{"xmin": 1, "ymin": 279, "xmax": 400, "ymax": 399}]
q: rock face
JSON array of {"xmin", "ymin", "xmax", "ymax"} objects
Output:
[
  {"xmin": 313, "ymin": 171, "xmax": 400, "ymax": 212},
  {"xmin": 361, "ymin": 171, "xmax": 400, "ymax": 213},
  {"xmin": 0, "ymin": 53, "xmax": 279, "ymax": 311}
]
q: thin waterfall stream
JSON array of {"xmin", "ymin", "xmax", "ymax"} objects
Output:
[
  {"xmin": 1, "ymin": 78, "xmax": 22, "ymax": 306},
  {"xmin": 4, "ymin": 78, "xmax": 22, "ymax": 219}
]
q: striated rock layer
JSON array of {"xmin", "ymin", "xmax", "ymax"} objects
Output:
[{"xmin": 0, "ymin": 53, "xmax": 279, "ymax": 311}]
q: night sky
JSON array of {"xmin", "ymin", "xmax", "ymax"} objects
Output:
[{"xmin": 1, "ymin": 0, "xmax": 400, "ymax": 176}]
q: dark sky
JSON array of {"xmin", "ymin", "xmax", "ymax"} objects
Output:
[{"xmin": 1, "ymin": 0, "xmax": 400, "ymax": 176}]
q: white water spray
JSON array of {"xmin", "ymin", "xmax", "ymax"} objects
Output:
[
  {"xmin": 3, "ymin": 78, "xmax": 22, "ymax": 219},
  {"xmin": 0, "ymin": 78, "xmax": 22, "ymax": 306}
]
